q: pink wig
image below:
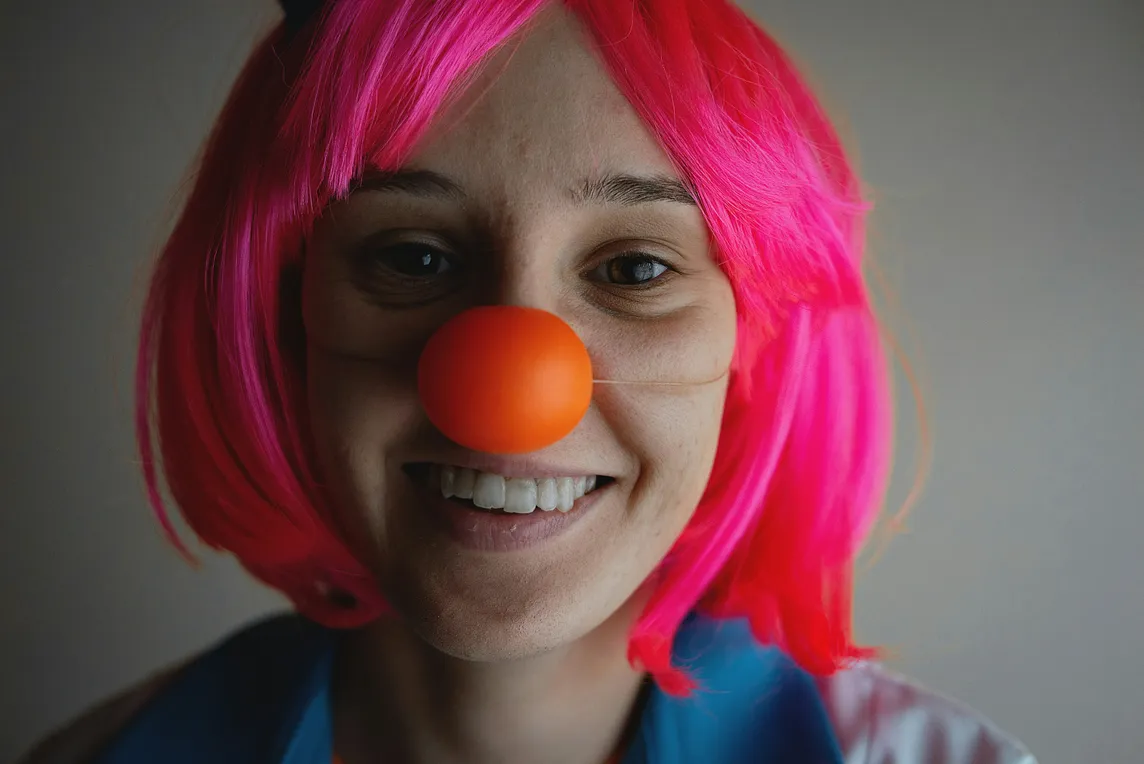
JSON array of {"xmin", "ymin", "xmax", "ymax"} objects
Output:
[{"xmin": 136, "ymin": 0, "xmax": 892, "ymax": 693}]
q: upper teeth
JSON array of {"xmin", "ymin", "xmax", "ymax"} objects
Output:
[{"xmin": 437, "ymin": 466, "xmax": 597, "ymax": 514}]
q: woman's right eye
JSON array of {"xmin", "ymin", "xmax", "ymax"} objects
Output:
[
  {"xmin": 371, "ymin": 242, "xmax": 457, "ymax": 278},
  {"xmin": 348, "ymin": 237, "xmax": 466, "ymax": 307}
]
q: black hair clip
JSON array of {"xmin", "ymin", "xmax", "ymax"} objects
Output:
[{"xmin": 279, "ymin": 0, "xmax": 324, "ymax": 34}]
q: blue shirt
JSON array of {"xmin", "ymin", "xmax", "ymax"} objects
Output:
[{"xmin": 93, "ymin": 612, "xmax": 846, "ymax": 763}]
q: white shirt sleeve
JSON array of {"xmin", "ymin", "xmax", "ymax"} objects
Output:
[{"xmin": 815, "ymin": 663, "xmax": 1037, "ymax": 764}]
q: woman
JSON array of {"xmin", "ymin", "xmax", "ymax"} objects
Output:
[{"xmin": 22, "ymin": 0, "xmax": 1037, "ymax": 762}]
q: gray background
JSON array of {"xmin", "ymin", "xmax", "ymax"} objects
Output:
[{"xmin": 2, "ymin": 0, "xmax": 1141, "ymax": 760}]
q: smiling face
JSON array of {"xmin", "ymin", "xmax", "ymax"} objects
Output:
[{"xmin": 301, "ymin": 9, "xmax": 737, "ymax": 661}]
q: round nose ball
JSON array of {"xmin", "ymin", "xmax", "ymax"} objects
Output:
[{"xmin": 417, "ymin": 306, "xmax": 594, "ymax": 454}]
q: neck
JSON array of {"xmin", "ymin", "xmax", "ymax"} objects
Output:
[{"xmin": 333, "ymin": 601, "xmax": 647, "ymax": 764}]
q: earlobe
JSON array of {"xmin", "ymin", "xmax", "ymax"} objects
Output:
[{"xmin": 315, "ymin": 579, "xmax": 360, "ymax": 611}]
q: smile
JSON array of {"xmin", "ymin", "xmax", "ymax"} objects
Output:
[
  {"xmin": 416, "ymin": 464, "xmax": 611, "ymax": 514},
  {"xmin": 402, "ymin": 462, "xmax": 615, "ymax": 552}
]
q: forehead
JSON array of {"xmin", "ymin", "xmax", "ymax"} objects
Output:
[{"xmin": 406, "ymin": 9, "xmax": 679, "ymax": 198}]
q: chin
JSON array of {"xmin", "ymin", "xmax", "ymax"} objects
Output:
[
  {"xmin": 393, "ymin": 590, "xmax": 599, "ymax": 663},
  {"xmin": 379, "ymin": 555, "xmax": 636, "ymax": 663}
]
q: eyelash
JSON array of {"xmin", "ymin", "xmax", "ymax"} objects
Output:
[
  {"xmin": 589, "ymin": 252, "xmax": 675, "ymax": 289},
  {"xmin": 358, "ymin": 242, "xmax": 677, "ymax": 290}
]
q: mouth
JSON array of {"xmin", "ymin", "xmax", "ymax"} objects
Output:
[{"xmin": 404, "ymin": 463, "xmax": 615, "ymax": 515}]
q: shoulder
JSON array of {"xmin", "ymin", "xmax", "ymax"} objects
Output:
[
  {"xmin": 15, "ymin": 666, "xmax": 183, "ymax": 764},
  {"xmin": 815, "ymin": 662, "xmax": 1037, "ymax": 764},
  {"xmin": 17, "ymin": 613, "xmax": 323, "ymax": 764}
]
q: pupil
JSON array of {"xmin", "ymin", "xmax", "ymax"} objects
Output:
[
  {"xmin": 628, "ymin": 260, "xmax": 656, "ymax": 282},
  {"xmin": 612, "ymin": 257, "xmax": 660, "ymax": 284},
  {"xmin": 390, "ymin": 246, "xmax": 445, "ymax": 276}
]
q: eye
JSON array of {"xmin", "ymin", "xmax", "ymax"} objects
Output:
[
  {"xmin": 593, "ymin": 254, "xmax": 671, "ymax": 287},
  {"xmin": 347, "ymin": 237, "xmax": 465, "ymax": 308},
  {"xmin": 372, "ymin": 242, "xmax": 456, "ymax": 278}
]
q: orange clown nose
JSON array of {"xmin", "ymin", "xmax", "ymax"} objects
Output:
[{"xmin": 417, "ymin": 306, "xmax": 594, "ymax": 454}]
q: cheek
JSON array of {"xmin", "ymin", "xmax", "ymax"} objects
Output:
[
  {"xmin": 301, "ymin": 245, "xmax": 433, "ymax": 543},
  {"xmin": 572, "ymin": 274, "xmax": 738, "ymax": 390},
  {"xmin": 600, "ymin": 381, "xmax": 729, "ymax": 512},
  {"xmin": 591, "ymin": 345, "xmax": 734, "ymax": 552},
  {"xmin": 578, "ymin": 284, "xmax": 736, "ymax": 526},
  {"xmin": 305, "ymin": 350, "xmax": 422, "ymax": 547}
]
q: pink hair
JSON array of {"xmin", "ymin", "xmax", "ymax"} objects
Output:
[{"xmin": 136, "ymin": 0, "xmax": 892, "ymax": 692}]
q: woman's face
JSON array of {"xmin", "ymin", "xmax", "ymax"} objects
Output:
[{"xmin": 302, "ymin": 10, "xmax": 736, "ymax": 661}]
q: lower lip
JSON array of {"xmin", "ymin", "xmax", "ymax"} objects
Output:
[{"xmin": 412, "ymin": 478, "xmax": 608, "ymax": 552}]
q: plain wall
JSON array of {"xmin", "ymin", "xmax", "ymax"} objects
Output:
[{"xmin": 1, "ymin": 0, "xmax": 1141, "ymax": 760}]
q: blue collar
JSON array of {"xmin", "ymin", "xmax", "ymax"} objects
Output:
[
  {"xmin": 97, "ymin": 614, "xmax": 843, "ymax": 764},
  {"xmin": 279, "ymin": 617, "xmax": 844, "ymax": 764}
]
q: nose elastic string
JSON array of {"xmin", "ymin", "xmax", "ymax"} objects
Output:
[{"xmin": 417, "ymin": 306, "xmax": 727, "ymax": 454}]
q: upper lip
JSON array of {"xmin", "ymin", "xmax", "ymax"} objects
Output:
[{"xmin": 406, "ymin": 453, "xmax": 611, "ymax": 480}]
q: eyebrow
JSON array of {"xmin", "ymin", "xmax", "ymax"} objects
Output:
[
  {"xmin": 353, "ymin": 168, "xmax": 697, "ymax": 207},
  {"xmin": 572, "ymin": 174, "xmax": 697, "ymax": 207},
  {"xmin": 353, "ymin": 168, "xmax": 466, "ymax": 200}
]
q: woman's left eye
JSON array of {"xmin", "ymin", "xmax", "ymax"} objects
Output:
[{"xmin": 592, "ymin": 254, "xmax": 672, "ymax": 287}]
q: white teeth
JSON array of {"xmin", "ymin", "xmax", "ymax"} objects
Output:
[
  {"xmin": 472, "ymin": 473, "xmax": 506, "ymax": 509},
  {"xmin": 440, "ymin": 466, "xmax": 457, "ymax": 498},
  {"xmin": 433, "ymin": 466, "xmax": 601, "ymax": 513},
  {"xmin": 454, "ymin": 468, "xmax": 476, "ymax": 499},
  {"xmin": 556, "ymin": 478, "xmax": 575, "ymax": 512},
  {"xmin": 504, "ymin": 479, "xmax": 538, "ymax": 514},
  {"xmin": 537, "ymin": 478, "xmax": 558, "ymax": 511}
]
